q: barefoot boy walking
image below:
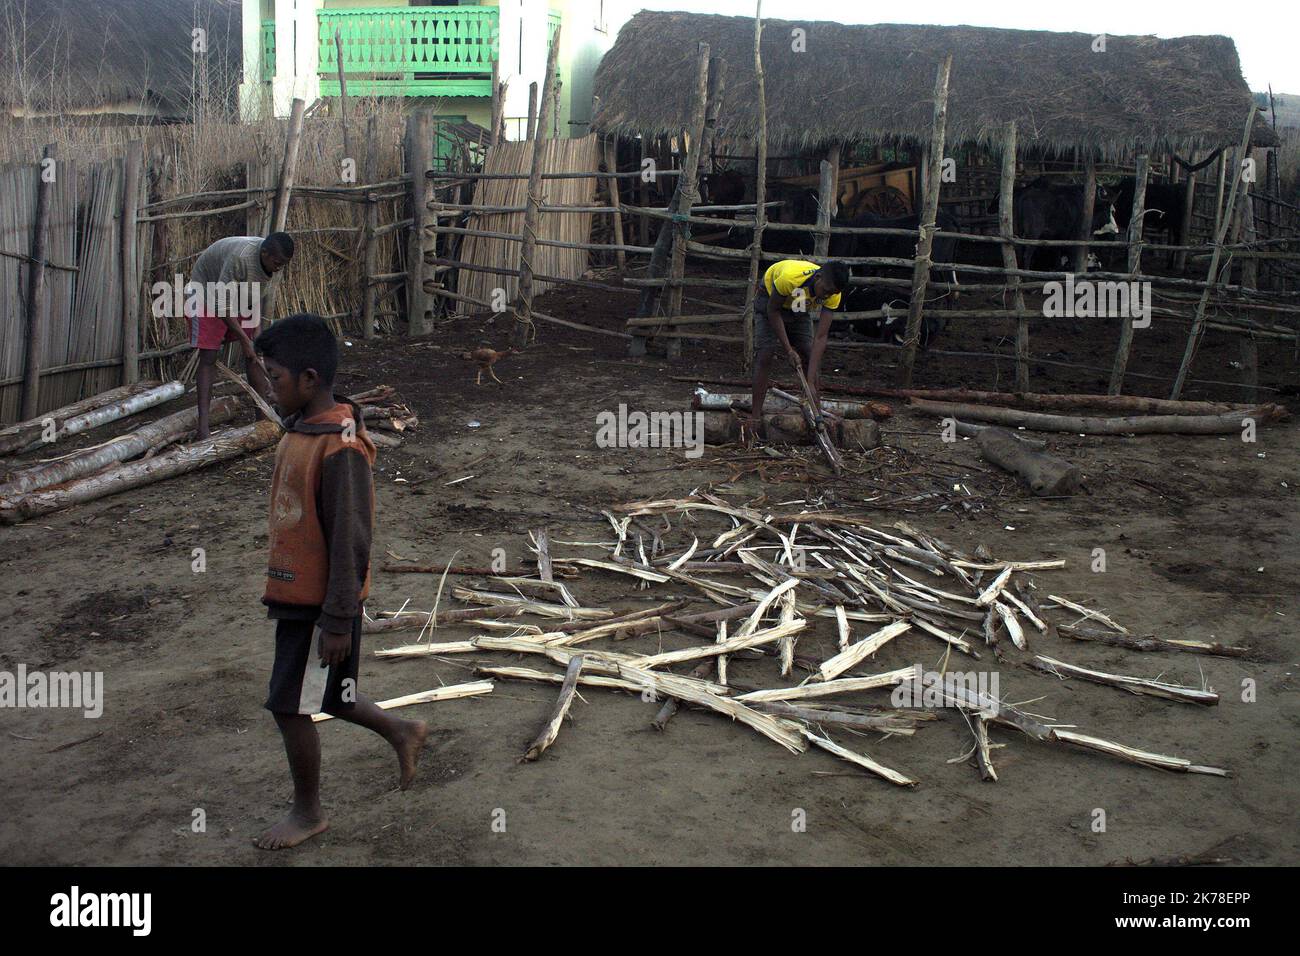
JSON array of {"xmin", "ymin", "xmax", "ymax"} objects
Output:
[{"xmin": 252, "ymin": 314, "xmax": 427, "ymax": 851}]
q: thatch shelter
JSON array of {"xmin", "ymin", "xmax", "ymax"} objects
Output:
[
  {"xmin": 593, "ymin": 13, "xmax": 1275, "ymax": 159},
  {"xmin": 0, "ymin": 0, "xmax": 242, "ymax": 124}
]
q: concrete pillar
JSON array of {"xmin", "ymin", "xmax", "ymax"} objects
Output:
[
  {"xmin": 238, "ymin": 0, "xmax": 265, "ymax": 120},
  {"xmin": 499, "ymin": 1, "xmax": 550, "ymax": 140}
]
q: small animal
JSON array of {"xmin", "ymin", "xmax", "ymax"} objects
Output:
[{"xmin": 462, "ymin": 346, "xmax": 514, "ymax": 385}]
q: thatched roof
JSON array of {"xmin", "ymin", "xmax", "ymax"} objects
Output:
[
  {"xmin": 0, "ymin": 0, "xmax": 241, "ymax": 119},
  {"xmin": 593, "ymin": 13, "xmax": 1275, "ymax": 158}
]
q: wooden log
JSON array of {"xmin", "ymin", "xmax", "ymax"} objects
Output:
[
  {"xmin": 1172, "ymin": 106, "xmax": 1257, "ymax": 398},
  {"xmin": 7, "ymin": 380, "xmax": 186, "ymax": 457},
  {"xmin": 520, "ymin": 655, "xmax": 584, "ymax": 761},
  {"xmin": 511, "ymin": 25, "xmax": 563, "ymax": 348},
  {"xmin": 0, "ymin": 396, "xmax": 242, "ymax": 498},
  {"xmin": 976, "ymin": 426, "xmax": 1081, "ymax": 496},
  {"xmin": 121, "ymin": 140, "xmax": 143, "ymax": 384},
  {"xmin": 604, "ymin": 138, "xmax": 627, "ymax": 275},
  {"xmin": 802, "ymin": 728, "xmax": 917, "ymax": 787},
  {"xmin": 261, "ymin": 98, "xmax": 305, "ymax": 323},
  {"xmin": 0, "ymin": 381, "xmax": 160, "ymax": 456},
  {"xmin": 693, "ymin": 390, "xmax": 888, "ymax": 419},
  {"xmin": 1173, "ymin": 159, "xmax": 1198, "ymax": 273},
  {"xmin": 21, "ymin": 143, "xmax": 55, "ymax": 420},
  {"xmin": 490, "ymin": 58, "xmax": 502, "ymax": 148},
  {"xmin": 897, "ymin": 56, "xmax": 951, "ymax": 386},
  {"xmin": 997, "ymin": 123, "xmax": 1030, "ymax": 391},
  {"xmin": 633, "ymin": 618, "xmax": 805, "ymax": 669},
  {"xmin": 700, "ymin": 410, "xmax": 880, "ymax": 449},
  {"xmin": 1108, "ymin": 153, "xmax": 1150, "ymax": 395},
  {"xmin": 526, "ymin": 81, "xmax": 538, "ymax": 141},
  {"xmin": 911, "ymin": 399, "xmax": 1286, "ymax": 435},
  {"xmin": 810, "ymin": 620, "xmax": 911, "ymax": 683},
  {"xmin": 1072, "ymin": 153, "xmax": 1097, "ymax": 274},
  {"xmin": 0, "ymin": 420, "xmax": 281, "ymax": 524}
]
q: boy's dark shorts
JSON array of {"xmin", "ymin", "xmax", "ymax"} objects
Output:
[
  {"xmin": 752, "ymin": 291, "xmax": 813, "ymax": 357},
  {"xmin": 264, "ymin": 614, "xmax": 362, "ymax": 716}
]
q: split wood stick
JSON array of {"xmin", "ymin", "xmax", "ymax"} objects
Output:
[
  {"xmin": 1057, "ymin": 624, "xmax": 1250, "ymax": 658},
  {"xmin": 1030, "ymin": 656, "xmax": 1219, "ymax": 706},
  {"xmin": 450, "ymin": 587, "xmax": 611, "ymax": 619},
  {"xmin": 973, "ymin": 716, "xmax": 998, "ymax": 781},
  {"xmin": 974, "ymin": 567, "xmax": 1013, "ymax": 608},
  {"xmin": 716, "ymin": 619, "xmax": 729, "ymax": 687},
  {"xmin": 492, "ymin": 576, "xmax": 578, "ymax": 608},
  {"xmin": 810, "ymin": 621, "xmax": 912, "ymax": 683},
  {"xmin": 778, "ymin": 589, "xmax": 797, "ymax": 677},
  {"xmin": 364, "ymin": 604, "xmax": 525, "ymax": 634},
  {"xmin": 1046, "ymin": 595, "xmax": 1128, "ymax": 633},
  {"xmin": 0, "ymin": 420, "xmax": 282, "ymax": 525},
  {"xmin": 1002, "ymin": 589, "xmax": 1047, "ymax": 632},
  {"xmin": 749, "ymin": 702, "xmax": 918, "ymax": 734},
  {"xmin": 651, "ymin": 659, "xmax": 716, "ymax": 731},
  {"xmin": 994, "ymin": 601, "xmax": 1026, "ymax": 650},
  {"xmin": 911, "ymin": 615, "xmax": 977, "ymax": 656},
  {"xmin": 834, "ymin": 605, "xmax": 851, "ymax": 652},
  {"xmin": 802, "ymin": 728, "xmax": 918, "ymax": 787},
  {"xmin": 215, "ymin": 361, "xmax": 281, "ymax": 428},
  {"xmin": 476, "ymin": 665, "xmax": 645, "ymax": 695},
  {"xmin": 1051, "ymin": 729, "xmax": 1228, "ymax": 776},
  {"xmin": 533, "ymin": 529, "xmax": 554, "ymax": 583},
  {"xmin": 736, "ymin": 577, "xmax": 800, "ymax": 637},
  {"xmin": 311, "ymin": 681, "xmax": 492, "ymax": 722},
  {"xmin": 553, "ymin": 615, "xmax": 670, "ymax": 647},
  {"xmin": 376, "ymin": 640, "xmax": 478, "ymax": 659},
  {"xmin": 521, "ymin": 655, "xmax": 584, "ymax": 761},
  {"xmin": 736, "ymin": 665, "xmax": 918, "ymax": 704},
  {"xmin": 566, "ymin": 557, "xmax": 670, "ymax": 583},
  {"xmin": 633, "ymin": 619, "xmax": 806, "ymax": 669},
  {"xmin": 954, "ymin": 559, "xmax": 1065, "ymax": 572},
  {"xmin": 382, "ymin": 563, "xmax": 574, "ymax": 578}
]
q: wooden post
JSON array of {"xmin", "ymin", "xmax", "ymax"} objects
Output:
[
  {"xmin": 995, "ymin": 123, "xmax": 1029, "ymax": 391},
  {"xmin": 362, "ymin": 115, "xmax": 379, "ymax": 339},
  {"xmin": 21, "ymin": 143, "xmax": 55, "ymax": 420},
  {"xmin": 664, "ymin": 46, "xmax": 715, "ymax": 342},
  {"xmin": 334, "ymin": 30, "xmax": 351, "ymax": 164},
  {"xmin": 742, "ymin": 3, "xmax": 767, "ymax": 371},
  {"xmin": 526, "ymin": 82, "xmax": 539, "ymax": 141},
  {"xmin": 638, "ymin": 136, "xmax": 650, "ymax": 246},
  {"xmin": 1238, "ymin": 182, "xmax": 1258, "ymax": 290},
  {"xmin": 490, "ymin": 58, "xmax": 502, "ymax": 147},
  {"xmin": 1072, "ymin": 154, "xmax": 1096, "ymax": 274},
  {"xmin": 1239, "ymin": 331, "xmax": 1258, "ymax": 402},
  {"xmin": 604, "ymin": 138, "xmax": 627, "ymax": 275},
  {"xmin": 813, "ymin": 142, "xmax": 840, "ymax": 258},
  {"xmin": 1108, "ymin": 153, "xmax": 1149, "ymax": 395},
  {"xmin": 121, "ymin": 140, "xmax": 144, "ymax": 384},
  {"xmin": 1212, "ymin": 149, "xmax": 1227, "ymax": 237},
  {"xmin": 897, "ymin": 56, "xmax": 952, "ymax": 387},
  {"xmin": 1173, "ymin": 159, "xmax": 1198, "ymax": 273},
  {"xmin": 269, "ymin": 98, "xmax": 305, "ymax": 234},
  {"xmin": 511, "ymin": 24, "xmax": 562, "ymax": 349},
  {"xmin": 406, "ymin": 109, "xmax": 433, "ymax": 336},
  {"xmin": 1171, "ymin": 106, "xmax": 1257, "ymax": 399}
]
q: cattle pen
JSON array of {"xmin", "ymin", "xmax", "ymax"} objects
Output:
[{"xmin": 417, "ymin": 12, "xmax": 1299, "ymax": 402}]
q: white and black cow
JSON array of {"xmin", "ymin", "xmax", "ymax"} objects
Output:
[{"xmin": 1012, "ymin": 177, "xmax": 1119, "ymax": 272}]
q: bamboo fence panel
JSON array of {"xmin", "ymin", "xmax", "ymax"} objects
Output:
[{"xmin": 457, "ymin": 135, "xmax": 599, "ymax": 305}]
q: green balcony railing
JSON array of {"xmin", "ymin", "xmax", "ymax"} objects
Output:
[
  {"xmin": 319, "ymin": 6, "xmax": 499, "ymax": 97},
  {"xmin": 260, "ymin": 20, "xmax": 275, "ymax": 82}
]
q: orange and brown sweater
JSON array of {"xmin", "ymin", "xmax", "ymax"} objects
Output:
[{"xmin": 262, "ymin": 398, "xmax": 377, "ymax": 632}]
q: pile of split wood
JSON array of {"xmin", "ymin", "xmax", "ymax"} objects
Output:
[
  {"xmin": 365, "ymin": 495, "xmax": 1242, "ymax": 783},
  {"xmin": 0, "ymin": 381, "xmax": 416, "ymax": 524}
]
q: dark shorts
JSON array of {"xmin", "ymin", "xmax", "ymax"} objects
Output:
[
  {"xmin": 264, "ymin": 615, "xmax": 362, "ymax": 716},
  {"xmin": 752, "ymin": 292, "xmax": 814, "ymax": 356}
]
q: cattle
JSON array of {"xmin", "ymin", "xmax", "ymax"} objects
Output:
[
  {"xmin": 1109, "ymin": 180, "xmax": 1188, "ymax": 268},
  {"xmin": 699, "ymin": 168, "xmax": 746, "ymax": 207},
  {"xmin": 1012, "ymin": 177, "xmax": 1118, "ymax": 272},
  {"xmin": 828, "ymin": 209, "xmax": 962, "ymax": 348}
]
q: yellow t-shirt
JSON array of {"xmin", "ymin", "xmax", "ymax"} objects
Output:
[{"xmin": 762, "ymin": 260, "xmax": 842, "ymax": 312}]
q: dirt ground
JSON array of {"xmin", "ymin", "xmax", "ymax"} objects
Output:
[{"xmin": 1, "ymin": 282, "xmax": 1297, "ymax": 866}]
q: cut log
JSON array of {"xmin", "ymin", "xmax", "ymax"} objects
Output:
[
  {"xmin": 312, "ymin": 680, "xmax": 492, "ymax": 721},
  {"xmin": 0, "ymin": 420, "xmax": 281, "ymax": 524},
  {"xmin": 701, "ymin": 411, "xmax": 880, "ymax": 449},
  {"xmin": 914, "ymin": 399, "xmax": 1287, "ymax": 435},
  {"xmin": 3, "ymin": 381, "xmax": 186, "ymax": 457},
  {"xmin": 0, "ymin": 397, "xmax": 243, "ymax": 498},
  {"xmin": 520, "ymin": 655, "xmax": 584, "ymax": 762},
  {"xmin": 952, "ymin": 420, "xmax": 1047, "ymax": 450},
  {"xmin": 692, "ymin": 390, "xmax": 891, "ymax": 420},
  {"xmin": 1029, "ymin": 655, "xmax": 1219, "ymax": 706},
  {"xmin": 0, "ymin": 381, "xmax": 163, "ymax": 455},
  {"xmin": 976, "ymin": 427, "xmax": 1082, "ymax": 496}
]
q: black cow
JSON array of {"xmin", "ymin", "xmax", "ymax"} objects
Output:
[
  {"xmin": 1110, "ymin": 180, "xmax": 1188, "ymax": 268},
  {"xmin": 1012, "ymin": 178, "xmax": 1118, "ymax": 272},
  {"xmin": 699, "ymin": 169, "xmax": 746, "ymax": 207},
  {"xmin": 829, "ymin": 209, "xmax": 962, "ymax": 347}
]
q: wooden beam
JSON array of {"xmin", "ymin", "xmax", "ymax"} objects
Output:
[
  {"xmin": 362, "ymin": 115, "xmax": 379, "ymax": 339},
  {"xmin": 120, "ymin": 140, "xmax": 144, "ymax": 384},
  {"xmin": 21, "ymin": 143, "xmax": 55, "ymax": 420},
  {"xmin": 1108, "ymin": 153, "xmax": 1149, "ymax": 395},
  {"xmin": 526, "ymin": 81, "xmax": 538, "ymax": 141},
  {"xmin": 405, "ymin": 108, "xmax": 433, "ymax": 336},
  {"xmin": 742, "ymin": 4, "xmax": 767, "ymax": 371},
  {"xmin": 897, "ymin": 56, "xmax": 951, "ymax": 385},
  {"xmin": 1072, "ymin": 153, "xmax": 1096, "ymax": 274},
  {"xmin": 604, "ymin": 137, "xmax": 626, "ymax": 275},
  {"xmin": 996, "ymin": 124, "xmax": 1029, "ymax": 391}
]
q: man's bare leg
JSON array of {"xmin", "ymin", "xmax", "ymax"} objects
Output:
[
  {"xmin": 254, "ymin": 713, "xmax": 329, "ymax": 850},
  {"xmin": 330, "ymin": 696, "xmax": 429, "ymax": 790},
  {"xmin": 195, "ymin": 348, "xmax": 220, "ymax": 441},
  {"xmin": 751, "ymin": 348, "xmax": 775, "ymax": 438}
]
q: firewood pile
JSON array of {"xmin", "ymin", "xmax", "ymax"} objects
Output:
[
  {"xmin": 0, "ymin": 381, "xmax": 416, "ymax": 524},
  {"xmin": 370, "ymin": 493, "xmax": 1242, "ymax": 783}
]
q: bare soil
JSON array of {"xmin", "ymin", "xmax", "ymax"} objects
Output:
[{"xmin": 1, "ymin": 281, "xmax": 1296, "ymax": 866}]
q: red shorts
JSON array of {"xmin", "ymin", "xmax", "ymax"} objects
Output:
[{"xmin": 189, "ymin": 313, "xmax": 242, "ymax": 351}]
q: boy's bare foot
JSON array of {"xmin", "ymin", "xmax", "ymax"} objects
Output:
[
  {"xmin": 253, "ymin": 809, "xmax": 328, "ymax": 850},
  {"xmin": 392, "ymin": 720, "xmax": 429, "ymax": 790}
]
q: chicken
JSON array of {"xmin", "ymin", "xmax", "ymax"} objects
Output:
[{"xmin": 462, "ymin": 346, "xmax": 513, "ymax": 385}]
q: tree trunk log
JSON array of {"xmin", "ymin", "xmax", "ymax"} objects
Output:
[
  {"xmin": 976, "ymin": 427, "xmax": 1081, "ymax": 496},
  {"xmin": 912, "ymin": 399, "xmax": 1286, "ymax": 435}
]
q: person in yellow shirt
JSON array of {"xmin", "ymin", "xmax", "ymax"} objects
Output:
[{"xmin": 750, "ymin": 259, "xmax": 850, "ymax": 429}]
